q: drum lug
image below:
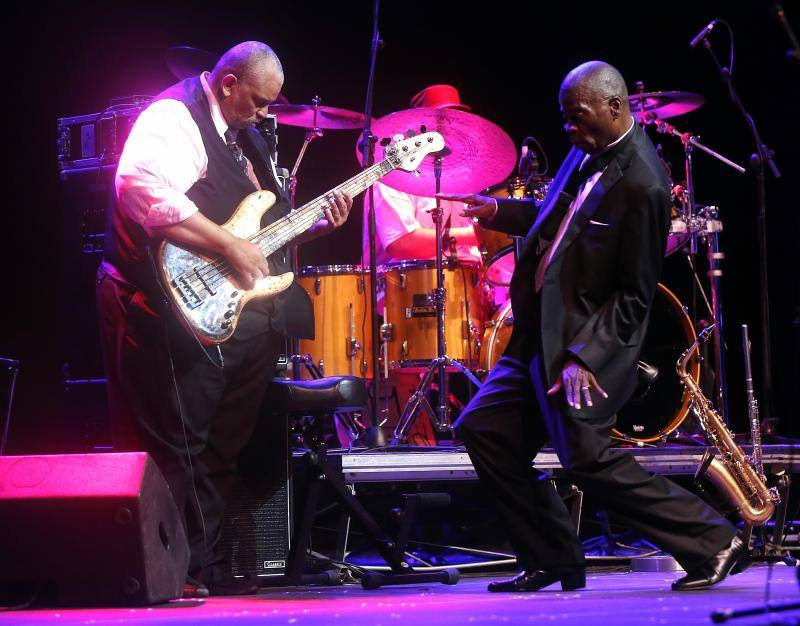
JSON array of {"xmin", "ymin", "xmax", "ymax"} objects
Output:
[
  {"xmin": 380, "ymin": 322, "xmax": 394, "ymax": 342},
  {"xmin": 400, "ymin": 340, "xmax": 408, "ymax": 359},
  {"xmin": 360, "ymin": 359, "xmax": 368, "ymax": 375},
  {"xmin": 317, "ymin": 359, "xmax": 324, "ymax": 376},
  {"xmin": 346, "ymin": 336, "xmax": 361, "ymax": 358},
  {"xmin": 357, "ymin": 277, "xmax": 365, "ymax": 294},
  {"xmin": 400, "ymin": 272, "xmax": 407, "ymax": 289},
  {"xmin": 314, "ymin": 277, "xmax": 321, "ymax": 295}
]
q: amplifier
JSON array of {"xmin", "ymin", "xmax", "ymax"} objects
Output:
[
  {"xmin": 57, "ymin": 96, "xmax": 151, "ymax": 172},
  {"xmin": 219, "ymin": 403, "xmax": 292, "ymax": 580}
]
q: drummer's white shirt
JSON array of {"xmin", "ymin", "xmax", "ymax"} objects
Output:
[
  {"xmin": 115, "ymin": 72, "xmax": 267, "ymax": 235},
  {"xmin": 363, "ymin": 181, "xmax": 482, "ymax": 266}
]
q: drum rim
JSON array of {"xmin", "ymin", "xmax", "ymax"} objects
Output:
[
  {"xmin": 298, "ymin": 264, "xmax": 369, "ymax": 276},
  {"xmin": 380, "ymin": 259, "xmax": 481, "ymax": 271},
  {"xmin": 484, "ymin": 246, "xmax": 516, "ymax": 286},
  {"xmin": 611, "ymin": 282, "xmax": 700, "ymax": 443}
]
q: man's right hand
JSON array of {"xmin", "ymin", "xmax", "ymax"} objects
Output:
[
  {"xmin": 223, "ymin": 236, "xmax": 270, "ymax": 290},
  {"xmin": 436, "ymin": 193, "xmax": 498, "ymax": 220}
]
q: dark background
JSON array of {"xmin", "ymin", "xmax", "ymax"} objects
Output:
[{"xmin": 2, "ymin": 0, "xmax": 798, "ymax": 453}]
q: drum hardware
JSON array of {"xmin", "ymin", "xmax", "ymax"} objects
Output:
[
  {"xmin": 387, "ymin": 152, "xmax": 485, "ymax": 443},
  {"xmin": 640, "ymin": 105, "xmax": 746, "ymax": 426}
]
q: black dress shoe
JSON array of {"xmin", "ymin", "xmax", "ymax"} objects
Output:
[
  {"xmin": 672, "ymin": 536, "xmax": 746, "ymax": 591},
  {"xmin": 488, "ymin": 567, "xmax": 586, "ymax": 592}
]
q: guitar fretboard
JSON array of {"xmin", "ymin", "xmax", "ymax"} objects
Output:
[{"xmin": 251, "ymin": 158, "xmax": 394, "ymax": 257}]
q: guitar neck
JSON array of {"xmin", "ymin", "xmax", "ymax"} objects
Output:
[{"xmin": 252, "ymin": 158, "xmax": 394, "ymax": 257}]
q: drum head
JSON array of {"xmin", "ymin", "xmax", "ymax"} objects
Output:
[{"xmin": 613, "ymin": 284, "xmax": 699, "ymax": 442}]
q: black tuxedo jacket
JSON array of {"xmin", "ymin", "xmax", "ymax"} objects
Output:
[{"xmin": 486, "ymin": 123, "xmax": 671, "ymax": 419}]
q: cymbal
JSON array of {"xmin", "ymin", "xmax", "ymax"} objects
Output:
[
  {"xmin": 629, "ymin": 91, "xmax": 705, "ymax": 122},
  {"xmin": 270, "ymin": 104, "xmax": 368, "ymax": 130},
  {"xmin": 165, "ymin": 46, "xmax": 219, "ymax": 81},
  {"xmin": 365, "ymin": 108, "xmax": 516, "ymax": 197}
]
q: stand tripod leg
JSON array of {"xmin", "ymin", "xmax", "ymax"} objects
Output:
[{"xmin": 392, "ymin": 363, "xmax": 439, "ymax": 443}]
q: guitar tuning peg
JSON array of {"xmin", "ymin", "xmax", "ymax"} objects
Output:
[
  {"xmin": 420, "ymin": 125, "xmax": 427, "ymax": 134},
  {"xmin": 379, "ymin": 137, "xmax": 392, "ymax": 147},
  {"xmin": 393, "ymin": 133, "xmax": 404, "ymax": 143}
]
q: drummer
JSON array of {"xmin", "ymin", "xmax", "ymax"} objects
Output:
[{"xmin": 362, "ymin": 85, "xmax": 482, "ymax": 267}]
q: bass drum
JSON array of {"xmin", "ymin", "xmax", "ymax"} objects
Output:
[{"xmin": 479, "ymin": 283, "xmax": 700, "ymax": 442}]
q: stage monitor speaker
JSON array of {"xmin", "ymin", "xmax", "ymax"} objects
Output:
[{"xmin": 0, "ymin": 452, "xmax": 189, "ymax": 606}]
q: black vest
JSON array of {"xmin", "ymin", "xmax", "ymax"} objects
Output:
[{"xmin": 105, "ymin": 76, "xmax": 313, "ymax": 340}]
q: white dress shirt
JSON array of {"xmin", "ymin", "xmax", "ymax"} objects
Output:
[{"xmin": 115, "ymin": 72, "xmax": 260, "ymax": 235}]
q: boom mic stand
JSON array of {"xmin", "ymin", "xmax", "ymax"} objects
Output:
[
  {"xmin": 694, "ymin": 18, "xmax": 782, "ymax": 425},
  {"xmin": 642, "ymin": 114, "xmax": 745, "ymax": 425}
]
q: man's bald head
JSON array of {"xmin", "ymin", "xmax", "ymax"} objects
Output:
[
  {"xmin": 558, "ymin": 61, "xmax": 633, "ymax": 154},
  {"xmin": 210, "ymin": 41, "xmax": 284, "ymax": 130},
  {"xmin": 560, "ymin": 61, "xmax": 629, "ymax": 114},
  {"xmin": 211, "ymin": 41, "xmax": 283, "ymax": 85}
]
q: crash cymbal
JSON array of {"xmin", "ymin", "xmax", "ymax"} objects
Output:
[
  {"xmin": 165, "ymin": 46, "xmax": 219, "ymax": 81},
  {"xmin": 270, "ymin": 104, "xmax": 368, "ymax": 130},
  {"xmin": 364, "ymin": 107, "xmax": 516, "ymax": 197},
  {"xmin": 629, "ymin": 91, "xmax": 705, "ymax": 122}
]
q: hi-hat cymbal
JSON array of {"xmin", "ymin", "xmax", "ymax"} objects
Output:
[
  {"xmin": 270, "ymin": 104, "xmax": 368, "ymax": 130},
  {"xmin": 629, "ymin": 91, "xmax": 705, "ymax": 122},
  {"xmin": 364, "ymin": 107, "xmax": 516, "ymax": 197},
  {"xmin": 165, "ymin": 46, "xmax": 219, "ymax": 81}
]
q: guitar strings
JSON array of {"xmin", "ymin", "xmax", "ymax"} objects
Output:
[{"xmin": 191, "ymin": 162, "xmax": 389, "ymax": 286}]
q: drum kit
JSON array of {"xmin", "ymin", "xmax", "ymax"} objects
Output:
[{"xmin": 165, "ymin": 46, "xmax": 744, "ymax": 447}]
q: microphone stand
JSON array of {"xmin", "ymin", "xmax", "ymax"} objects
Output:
[
  {"xmin": 643, "ymin": 114, "xmax": 745, "ymax": 425},
  {"xmin": 696, "ymin": 21, "xmax": 781, "ymax": 426},
  {"xmin": 361, "ymin": 0, "xmax": 384, "ymax": 433}
]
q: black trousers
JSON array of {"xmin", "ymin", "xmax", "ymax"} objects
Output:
[
  {"xmin": 96, "ymin": 268, "xmax": 283, "ymax": 578},
  {"xmin": 455, "ymin": 334, "xmax": 736, "ymax": 572}
]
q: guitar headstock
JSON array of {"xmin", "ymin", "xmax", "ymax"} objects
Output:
[{"xmin": 384, "ymin": 132, "xmax": 445, "ymax": 172}]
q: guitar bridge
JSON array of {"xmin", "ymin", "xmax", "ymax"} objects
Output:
[{"xmin": 173, "ymin": 273, "xmax": 203, "ymax": 309}]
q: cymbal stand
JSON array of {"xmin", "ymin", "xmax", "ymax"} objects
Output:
[
  {"xmin": 644, "ymin": 114, "xmax": 745, "ymax": 425},
  {"xmin": 392, "ymin": 154, "xmax": 482, "ymax": 445},
  {"xmin": 284, "ymin": 96, "xmax": 324, "ymax": 379}
]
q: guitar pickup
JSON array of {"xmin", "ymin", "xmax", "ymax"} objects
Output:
[{"xmin": 173, "ymin": 274, "xmax": 203, "ymax": 310}]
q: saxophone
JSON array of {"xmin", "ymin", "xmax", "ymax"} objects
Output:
[{"xmin": 677, "ymin": 324, "xmax": 778, "ymax": 525}]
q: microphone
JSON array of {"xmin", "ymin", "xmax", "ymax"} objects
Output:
[
  {"xmin": 690, "ymin": 20, "xmax": 717, "ymax": 48},
  {"xmin": 517, "ymin": 137, "xmax": 539, "ymax": 178}
]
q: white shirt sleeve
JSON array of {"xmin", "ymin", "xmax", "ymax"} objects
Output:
[
  {"xmin": 115, "ymin": 99, "xmax": 207, "ymax": 233},
  {"xmin": 373, "ymin": 182, "xmax": 422, "ymax": 250}
]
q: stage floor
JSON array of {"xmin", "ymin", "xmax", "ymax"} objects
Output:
[{"xmin": 3, "ymin": 565, "xmax": 799, "ymax": 626}]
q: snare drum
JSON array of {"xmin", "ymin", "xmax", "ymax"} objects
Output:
[
  {"xmin": 297, "ymin": 265, "xmax": 373, "ymax": 378},
  {"xmin": 479, "ymin": 283, "xmax": 700, "ymax": 443},
  {"xmin": 382, "ymin": 259, "xmax": 484, "ymax": 369}
]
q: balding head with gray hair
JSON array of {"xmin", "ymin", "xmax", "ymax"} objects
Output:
[
  {"xmin": 211, "ymin": 41, "xmax": 283, "ymax": 86},
  {"xmin": 209, "ymin": 41, "xmax": 284, "ymax": 130}
]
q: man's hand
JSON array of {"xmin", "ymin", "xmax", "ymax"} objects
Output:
[
  {"xmin": 321, "ymin": 190, "xmax": 353, "ymax": 231},
  {"xmin": 547, "ymin": 359, "xmax": 608, "ymax": 410},
  {"xmin": 436, "ymin": 193, "xmax": 498, "ymax": 220},
  {"xmin": 223, "ymin": 236, "xmax": 270, "ymax": 290}
]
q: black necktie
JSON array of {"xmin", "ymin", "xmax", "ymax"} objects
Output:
[{"xmin": 224, "ymin": 129, "xmax": 248, "ymax": 174}]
